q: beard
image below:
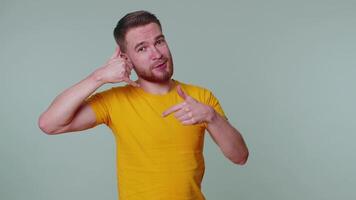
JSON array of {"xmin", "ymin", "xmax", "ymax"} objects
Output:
[{"xmin": 133, "ymin": 58, "xmax": 174, "ymax": 83}]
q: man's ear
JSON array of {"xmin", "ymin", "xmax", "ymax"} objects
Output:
[{"xmin": 120, "ymin": 53, "xmax": 133, "ymax": 65}]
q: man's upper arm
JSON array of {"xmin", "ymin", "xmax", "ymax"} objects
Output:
[
  {"xmin": 51, "ymin": 88, "xmax": 113, "ymax": 134},
  {"xmin": 56, "ymin": 88, "xmax": 111, "ymax": 134},
  {"xmin": 55, "ymin": 103, "xmax": 98, "ymax": 134}
]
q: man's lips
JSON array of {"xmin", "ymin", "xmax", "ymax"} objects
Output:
[{"xmin": 153, "ymin": 61, "xmax": 167, "ymax": 69}]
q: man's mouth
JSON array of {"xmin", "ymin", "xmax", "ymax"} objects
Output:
[{"xmin": 153, "ymin": 61, "xmax": 167, "ymax": 70}]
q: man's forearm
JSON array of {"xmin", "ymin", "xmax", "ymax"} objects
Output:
[
  {"xmin": 39, "ymin": 71, "xmax": 104, "ymax": 132},
  {"xmin": 206, "ymin": 110, "xmax": 249, "ymax": 165}
]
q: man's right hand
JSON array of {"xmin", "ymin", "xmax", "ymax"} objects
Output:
[{"xmin": 95, "ymin": 46, "xmax": 140, "ymax": 87}]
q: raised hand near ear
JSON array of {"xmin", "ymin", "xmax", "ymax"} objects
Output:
[
  {"xmin": 95, "ymin": 46, "xmax": 139, "ymax": 87},
  {"xmin": 162, "ymin": 85, "xmax": 216, "ymax": 125}
]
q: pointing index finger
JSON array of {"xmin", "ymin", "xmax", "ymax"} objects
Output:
[{"xmin": 162, "ymin": 102, "xmax": 186, "ymax": 117}]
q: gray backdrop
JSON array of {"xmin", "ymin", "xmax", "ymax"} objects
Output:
[{"xmin": 1, "ymin": 0, "xmax": 355, "ymax": 199}]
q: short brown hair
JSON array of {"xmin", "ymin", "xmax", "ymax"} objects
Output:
[{"xmin": 113, "ymin": 10, "xmax": 162, "ymax": 52}]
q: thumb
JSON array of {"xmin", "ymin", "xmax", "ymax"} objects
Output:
[
  {"xmin": 177, "ymin": 85, "xmax": 188, "ymax": 100},
  {"xmin": 110, "ymin": 46, "xmax": 121, "ymax": 59}
]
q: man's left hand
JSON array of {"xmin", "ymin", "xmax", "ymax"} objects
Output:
[{"xmin": 162, "ymin": 85, "xmax": 216, "ymax": 125}]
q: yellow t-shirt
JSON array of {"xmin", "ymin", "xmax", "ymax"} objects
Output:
[{"xmin": 85, "ymin": 79, "xmax": 227, "ymax": 200}]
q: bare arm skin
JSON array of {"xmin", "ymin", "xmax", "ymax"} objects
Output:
[
  {"xmin": 205, "ymin": 112, "xmax": 249, "ymax": 165},
  {"xmin": 38, "ymin": 47, "xmax": 139, "ymax": 135}
]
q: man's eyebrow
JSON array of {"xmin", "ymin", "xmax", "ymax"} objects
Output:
[
  {"xmin": 155, "ymin": 34, "xmax": 165, "ymax": 40},
  {"xmin": 134, "ymin": 41, "xmax": 147, "ymax": 50},
  {"xmin": 133, "ymin": 35, "xmax": 166, "ymax": 50}
]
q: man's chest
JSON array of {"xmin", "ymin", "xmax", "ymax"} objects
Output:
[{"xmin": 109, "ymin": 98, "xmax": 206, "ymax": 150}]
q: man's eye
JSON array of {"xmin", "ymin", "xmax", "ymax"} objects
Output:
[
  {"xmin": 138, "ymin": 47, "xmax": 146, "ymax": 52},
  {"xmin": 156, "ymin": 39, "xmax": 165, "ymax": 45}
]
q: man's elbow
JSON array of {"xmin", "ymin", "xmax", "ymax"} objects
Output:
[
  {"xmin": 38, "ymin": 116, "xmax": 58, "ymax": 135},
  {"xmin": 234, "ymin": 156, "xmax": 248, "ymax": 165},
  {"xmin": 229, "ymin": 151, "xmax": 249, "ymax": 165}
]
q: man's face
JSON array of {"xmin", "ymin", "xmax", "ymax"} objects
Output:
[{"xmin": 122, "ymin": 22, "xmax": 174, "ymax": 83}]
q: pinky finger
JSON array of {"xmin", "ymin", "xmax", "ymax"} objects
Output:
[{"xmin": 123, "ymin": 77, "xmax": 140, "ymax": 87}]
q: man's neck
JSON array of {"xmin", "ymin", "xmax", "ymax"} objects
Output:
[{"xmin": 136, "ymin": 78, "xmax": 175, "ymax": 95}]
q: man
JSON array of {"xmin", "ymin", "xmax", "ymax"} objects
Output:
[{"xmin": 38, "ymin": 10, "xmax": 248, "ymax": 200}]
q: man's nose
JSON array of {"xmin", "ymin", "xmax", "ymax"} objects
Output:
[{"xmin": 150, "ymin": 46, "xmax": 163, "ymax": 60}]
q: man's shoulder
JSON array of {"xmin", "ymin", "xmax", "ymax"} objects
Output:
[
  {"xmin": 175, "ymin": 79, "xmax": 214, "ymax": 101},
  {"xmin": 176, "ymin": 80, "xmax": 211, "ymax": 93},
  {"xmin": 89, "ymin": 84, "xmax": 130, "ymax": 99}
]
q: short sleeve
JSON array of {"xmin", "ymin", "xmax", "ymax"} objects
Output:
[
  {"xmin": 204, "ymin": 89, "xmax": 228, "ymax": 121},
  {"xmin": 84, "ymin": 91, "xmax": 111, "ymax": 126}
]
